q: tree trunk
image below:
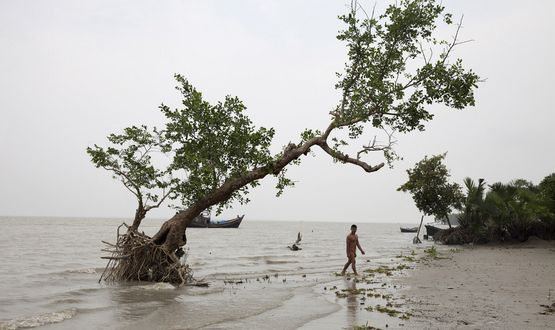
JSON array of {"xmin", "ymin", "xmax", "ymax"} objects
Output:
[
  {"xmin": 130, "ymin": 205, "xmax": 147, "ymax": 232},
  {"xmin": 445, "ymin": 214, "xmax": 452, "ymax": 229},
  {"xmin": 151, "ymin": 140, "xmax": 319, "ymax": 253}
]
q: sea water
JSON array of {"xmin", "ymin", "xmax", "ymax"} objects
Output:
[{"xmin": 0, "ymin": 216, "xmax": 424, "ymax": 329}]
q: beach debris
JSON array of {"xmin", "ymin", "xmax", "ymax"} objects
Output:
[
  {"xmin": 352, "ymin": 322, "xmax": 381, "ymax": 330},
  {"xmin": 295, "ymin": 232, "xmax": 302, "ymax": 244},
  {"xmin": 288, "ymin": 243, "xmax": 302, "ymax": 251},
  {"xmin": 341, "ymin": 287, "xmax": 368, "ymax": 295},
  {"xmin": 364, "ymin": 265, "xmax": 399, "ymax": 276},
  {"xmin": 185, "ymin": 281, "xmax": 209, "ymax": 287},
  {"xmin": 335, "ymin": 291, "xmax": 349, "ymax": 298},
  {"xmin": 539, "ymin": 303, "xmax": 555, "ymax": 315},
  {"xmin": 287, "ymin": 232, "xmax": 303, "ymax": 251},
  {"xmin": 372, "ymin": 305, "xmax": 413, "ymax": 320}
]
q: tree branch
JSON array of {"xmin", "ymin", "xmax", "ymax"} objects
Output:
[
  {"xmin": 145, "ymin": 189, "xmax": 173, "ymax": 212},
  {"xmin": 317, "ymin": 140, "xmax": 385, "ymax": 173},
  {"xmin": 356, "ymin": 129, "xmax": 397, "ymax": 160},
  {"xmin": 102, "ymin": 165, "xmax": 142, "ymax": 199}
]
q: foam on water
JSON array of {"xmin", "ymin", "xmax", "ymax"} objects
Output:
[
  {"xmin": 66, "ymin": 268, "xmax": 98, "ymax": 274},
  {"xmin": 0, "ymin": 308, "xmax": 77, "ymax": 330},
  {"xmin": 137, "ymin": 282, "xmax": 176, "ymax": 290}
]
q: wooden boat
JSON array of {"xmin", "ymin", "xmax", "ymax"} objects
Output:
[
  {"xmin": 424, "ymin": 224, "xmax": 442, "ymax": 237},
  {"xmin": 424, "ymin": 223, "xmax": 454, "ymax": 238},
  {"xmin": 424, "ymin": 215, "xmax": 460, "ymax": 239},
  {"xmin": 188, "ymin": 214, "xmax": 244, "ymax": 228},
  {"xmin": 400, "ymin": 227, "xmax": 419, "ymax": 233}
]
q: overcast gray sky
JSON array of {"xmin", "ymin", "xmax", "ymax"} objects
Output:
[{"xmin": 1, "ymin": 0, "xmax": 554, "ymax": 223}]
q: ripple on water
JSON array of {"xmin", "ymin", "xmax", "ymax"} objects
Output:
[{"xmin": 0, "ymin": 308, "xmax": 77, "ymax": 330}]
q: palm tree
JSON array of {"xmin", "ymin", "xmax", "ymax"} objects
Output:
[
  {"xmin": 486, "ymin": 180, "xmax": 548, "ymax": 240},
  {"xmin": 459, "ymin": 177, "xmax": 488, "ymax": 231}
]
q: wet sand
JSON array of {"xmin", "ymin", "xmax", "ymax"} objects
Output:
[{"xmin": 399, "ymin": 238, "xmax": 555, "ymax": 329}]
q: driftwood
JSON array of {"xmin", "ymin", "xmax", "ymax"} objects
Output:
[{"xmin": 99, "ymin": 223, "xmax": 194, "ymax": 286}]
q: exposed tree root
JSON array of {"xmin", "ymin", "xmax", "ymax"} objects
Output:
[{"xmin": 99, "ymin": 223, "xmax": 193, "ymax": 286}]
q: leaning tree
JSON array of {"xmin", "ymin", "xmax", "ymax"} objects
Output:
[{"xmin": 91, "ymin": 0, "xmax": 480, "ymax": 284}]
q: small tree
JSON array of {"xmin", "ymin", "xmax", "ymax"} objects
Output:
[
  {"xmin": 87, "ymin": 126, "xmax": 176, "ymax": 231},
  {"xmin": 398, "ymin": 153, "xmax": 463, "ymax": 227},
  {"xmin": 93, "ymin": 0, "xmax": 480, "ymax": 283}
]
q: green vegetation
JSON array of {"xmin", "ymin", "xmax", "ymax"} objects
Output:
[
  {"xmin": 91, "ymin": 0, "xmax": 479, "ymax": 284},
  {"xmin": 365, "ymin": 266, "xmax": 394, "ymax": 276},
  {"xmin": 335, "ymin": 291, "xmax": 349, "ymax": 298},
  {"xmin": 396, "ymin": 250, "xmax": 419, "ymax": 262},
  {"xmin": 424, "ymin": 246, "xmax": 438, "ymax": 258},
  {"xmin": 399, "ymin": 151, "xmax": 555, "ymax": 244},
  {"xmin": 396, "ymin": 254, "xmax": 416, "ymax": 262},
  {"xmin": 374, "ymin": 305, "xmax": 413, "ymax": 320},
  {"xmin": 437, "ymin": 173, "xmax": 555, "ymax": 244},
  {"xmin": 341, "ymin": 287, "xmax": 369, "ymax": 295},
  {"xmin": 398, "ymin": 153, "xmax": 463, "ymax": 228},
  {"xmin": 352, "ymin": 322, "xmax": 381, "ymax": 330}
]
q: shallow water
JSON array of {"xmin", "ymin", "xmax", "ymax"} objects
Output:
[{"xmin": 0, "ymin": 216, "xmax": 422, "ymax": 329}]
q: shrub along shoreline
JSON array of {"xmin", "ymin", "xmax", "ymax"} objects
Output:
[{"xmin": 437, "ymin": 174, "xmax": 555, "ymax": 244}]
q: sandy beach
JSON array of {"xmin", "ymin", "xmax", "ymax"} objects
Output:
[{"xmin": 398, "ymin": 238, "xmax": 555, "ymax": 330}]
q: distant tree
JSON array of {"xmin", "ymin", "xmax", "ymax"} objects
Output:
[
  {"xmin": 539, "ymin": 173, "xmax": 555, "ymax": 220},
  {"xmin": 486, "ymin": 179, "xmax": 551, "ymax": 239},
  {"xmin": 92, "ymin": 0, "xmax": 480, "ymax": 283},
  {"xmin": 398, "ymin": 153, "xmax": 464, "ymax": 227}
]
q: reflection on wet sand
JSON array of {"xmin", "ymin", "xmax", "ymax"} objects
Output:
[
  {"xmin": 109, "ymin": 283, "xmax": 179, "ymax": 320},
  {"xmin": 345, "ymin": 278, "xmax": 358, "ymax": 325}
]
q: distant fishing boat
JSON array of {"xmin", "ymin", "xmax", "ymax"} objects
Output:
[
  {"xmin": 400, "ymin": 227, "xmax": 418, "ymax": 233},
  {"xmin": 188, "ymin": 213, "xmax": 244, "ymax": 228}
]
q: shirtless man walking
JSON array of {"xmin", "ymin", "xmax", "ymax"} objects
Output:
[{"xmin": 341, "ymin": 224, "xmax": 365, "ymax": 276}]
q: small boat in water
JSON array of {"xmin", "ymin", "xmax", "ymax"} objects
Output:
[
  {"xmin": 400, "ymin": 227, "xmax": 419, "ymax": 233},
  {"xmin": 424, "ymin": 224, "xmax": 446, "ymax": 237},
  {"xmin": 188, "ymin": 213, "xmax": 244, "ymax": 228},
  {"xmin": 425, "ymin": 215, "xmax": 460, "ymax": 238},
  {"xmin": 424, "ymin": 222, "xmax": 457, "ymax": 238}
]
